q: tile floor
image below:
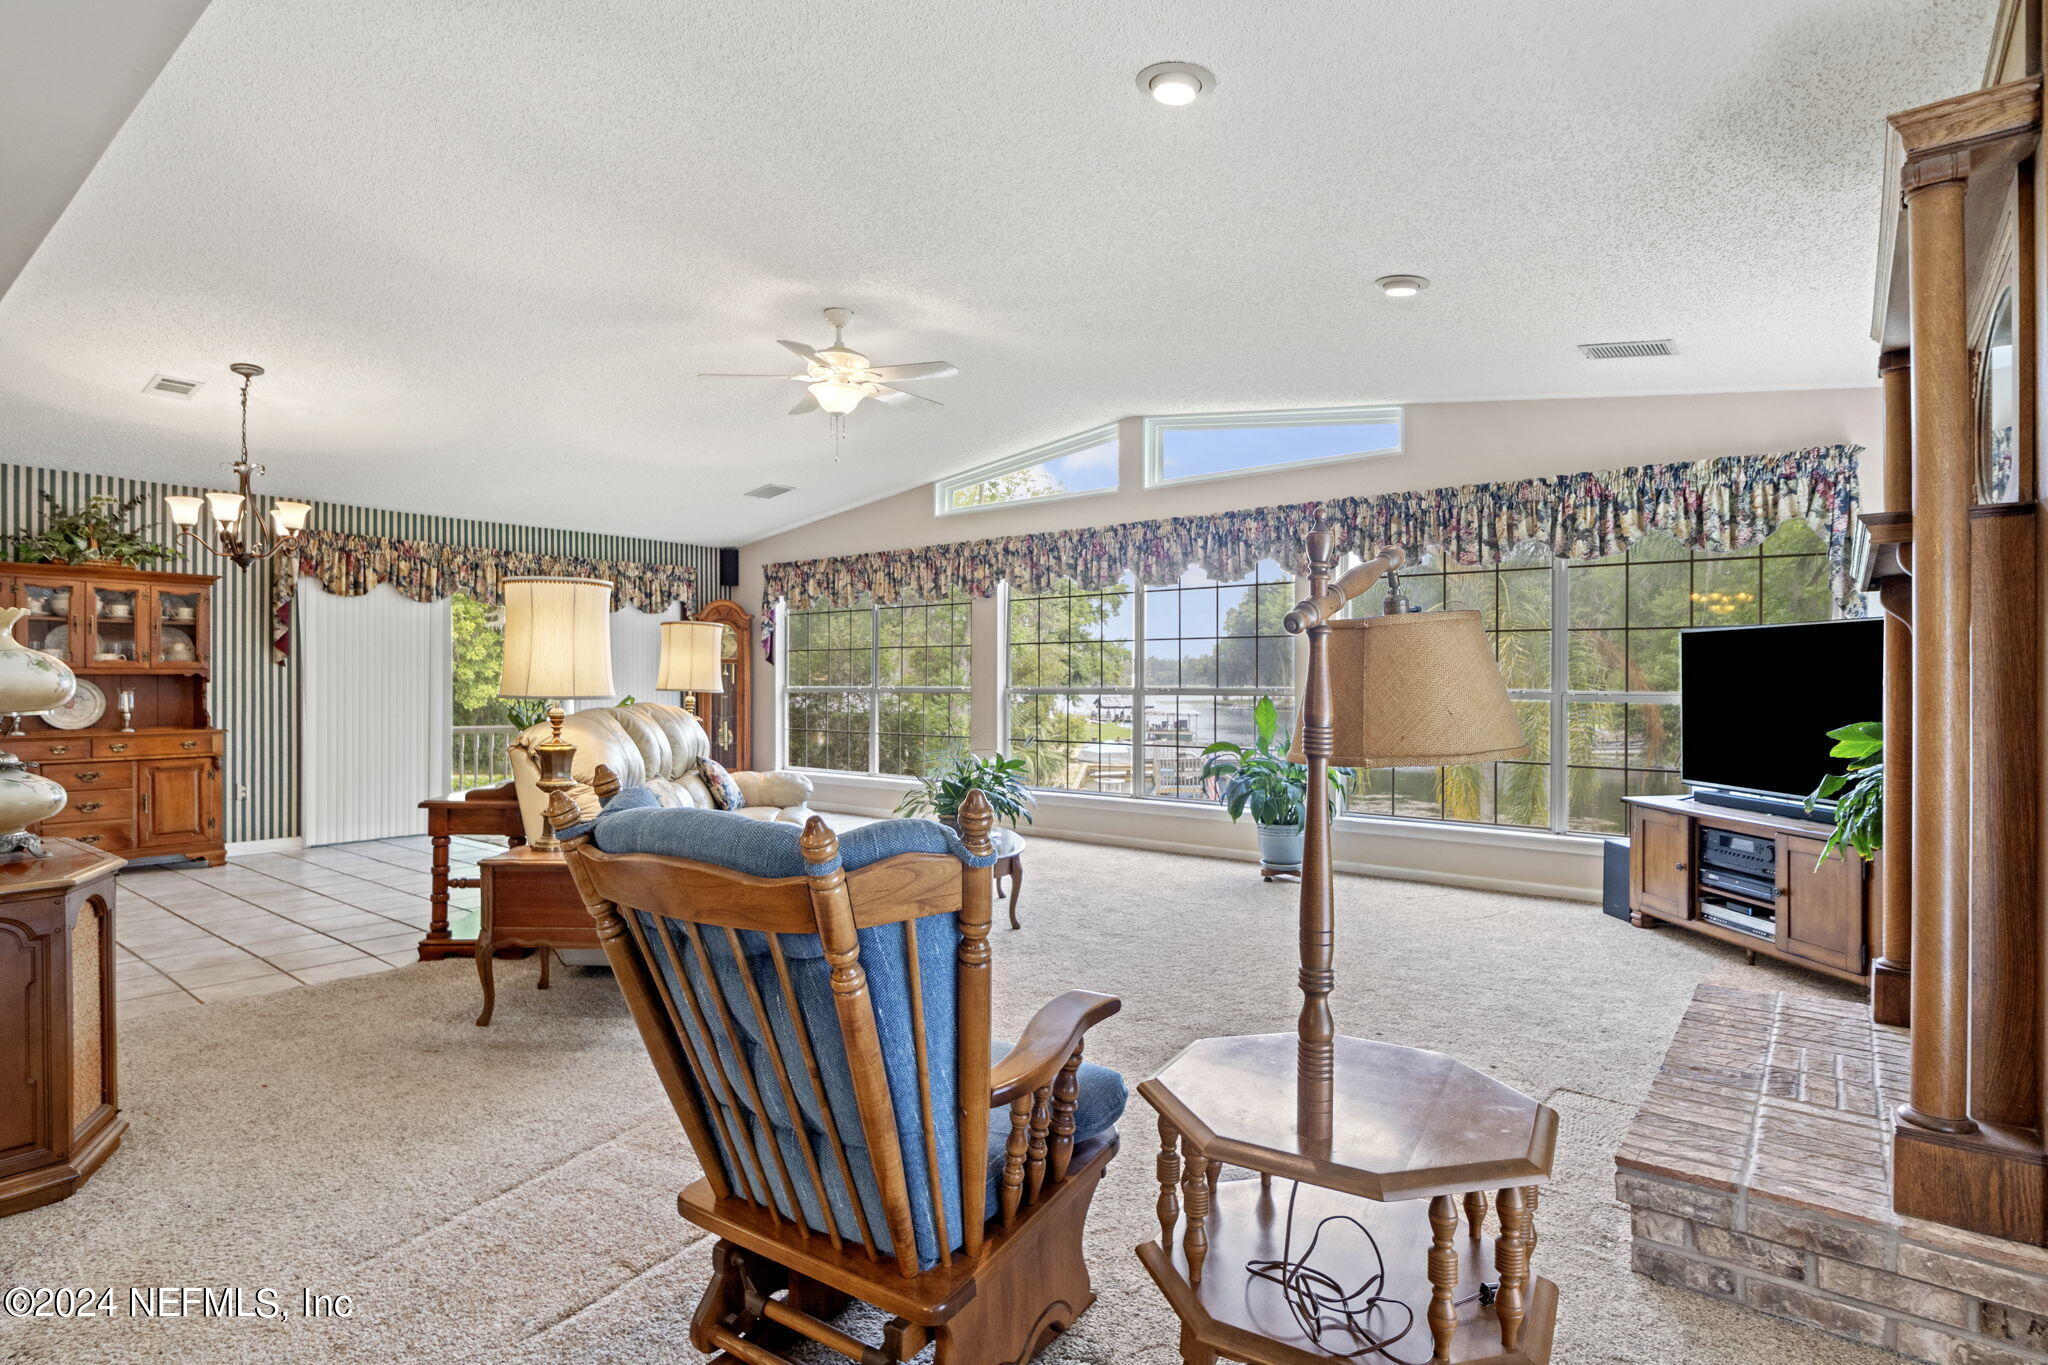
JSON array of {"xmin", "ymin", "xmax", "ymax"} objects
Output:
[{"xmin": 113, "ymin": 835, "xmax": 505, "ymax": 1020}]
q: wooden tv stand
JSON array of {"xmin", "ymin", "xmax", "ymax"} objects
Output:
[{"xmin": 1623, "ymin": 794, "xmax": 1875, "ymax": 984}]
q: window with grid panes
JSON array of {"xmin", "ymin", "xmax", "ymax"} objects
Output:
[
  {"xmin": 1004, "ymin": 577, "xmax": 1137, "ymax": 793},
  {"xmin": 1561, "ymin": 520, "xmax": 1833, "ymax": 834},
  {"xmin": 1339, "ymin": 542, "xmax": 1556, "ymax": 829},
  {"xmin": 1004, "ymin": 563, "xmax": 1298, "ymax": 799},
  {"xmin": 1139, "ymin": 561, "xmax": 1298, "ymax": 800},
  {"xmin": 784, "ymin": 601, "xmax": 971, "ymax": 776}
]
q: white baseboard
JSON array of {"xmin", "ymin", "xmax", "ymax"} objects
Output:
[
  {"xmin": 986, "ymin": 822, "xmax": 1604, "ymax": 904},
  {"xmin": 226, "ymin": 836, "xmax": 306, "ymax": 857}
]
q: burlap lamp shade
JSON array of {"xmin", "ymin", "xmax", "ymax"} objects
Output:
[{"xmin": 1292, "ymin": 609, "xmax": 1531, "ymax": 767}]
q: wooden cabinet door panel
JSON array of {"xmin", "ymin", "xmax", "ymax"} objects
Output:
[
  {"xmin": 0, "ymin": 920, "xmax": 51, "ymax": 1171},
  {"xmin": 138, "ymin": 758, "xmax": 211, "ymax": 845},
  {"xmin": 1632, "ymin": 807, "xmax": 1691, "ymax": 919},
  {"xmin": 1783, "ymin": 834, "xmax": 1866, "ymax": 973}
]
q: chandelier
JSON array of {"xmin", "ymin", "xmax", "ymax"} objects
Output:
[{"xmin": 163, "ymin": 363, "xmax": 312, "ymax": 568}]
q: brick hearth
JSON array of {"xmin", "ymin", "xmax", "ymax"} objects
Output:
[{"xmin": 1618, "ymin": 985, "xmax": 2048, "ymax": 1363}]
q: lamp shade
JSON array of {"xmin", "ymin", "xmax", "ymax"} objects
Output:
[
  {"xmin": 1299, "ymin": 609, "xmax": 1531, "ymax": 767},
  {"xmin": 659, "ymin": 619, "xmax": 726, "ymax": 693},
  {"xmin": 498, "ymin": 576, "xmax": 615, "ymax": 700}
]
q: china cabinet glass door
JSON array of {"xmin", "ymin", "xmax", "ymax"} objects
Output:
[
  {"xmin": 13, "ymin": 575, "xmax": 80, "ymax": 666},
  {"xmin": 153, "ymin": 588, "xmax": 206, "ymax": 667},
  {"xmin": 87, "ymin": 584, "xmax": 149, "ymax": 668}
]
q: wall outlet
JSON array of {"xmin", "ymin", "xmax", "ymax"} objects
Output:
[{"xmin": 236, "ymin": 783, "xmax": 249, "ymax": 800}]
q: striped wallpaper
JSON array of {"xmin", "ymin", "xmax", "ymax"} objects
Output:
[{"xmin": 0, "ymin": 462, "xmax": 723, "ymax": 845}]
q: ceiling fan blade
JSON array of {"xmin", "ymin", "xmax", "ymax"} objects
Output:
[
  {"xmin": 869, "ymin": 384, "xmax": 941, "ymax": 411},
  {"xmin": 789, "ymin": 391, "xmax": 821, "ymax": 416},
  {"xmin": 698, "ymin": 372, "xmax": 806, "ymax": 379},
  {"xmin": 778, "ymin": 340, "xmax": 822, "ymax": 363},
  {"xmin": 864, "ymin": 361, "xmax": 958, "ymax": 383}
]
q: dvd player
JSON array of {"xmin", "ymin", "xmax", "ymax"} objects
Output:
[
  {"xmin": 1699, "ymin": 865, "xmax": 1776, "ymax": 902},
  {"xmin": 1699, "ymin": 895, "xmax": 1775, "ymax": 941}
]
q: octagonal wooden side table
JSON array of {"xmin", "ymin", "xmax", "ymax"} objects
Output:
[{"xmin": 1137, "ymin": 1034, "xmax": 1558, "ymax": 1365}]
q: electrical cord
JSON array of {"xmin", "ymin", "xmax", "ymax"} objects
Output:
[{"xmin": 1243, "ymin": 1181, "xmax": 1488, "ymax": 1363}]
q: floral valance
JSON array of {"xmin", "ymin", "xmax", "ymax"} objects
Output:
[
  {"xmin": 762, "ymin": 445, "xmax": 1863, "ymax": 652},
  {"xmin": 269, "ymin": 531, "xmax": 695, "ymax": 665}
]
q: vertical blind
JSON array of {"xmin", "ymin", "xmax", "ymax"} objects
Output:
[{"xmin": 299, "ymin": 583, "xmax": 452, "ymax": 845}]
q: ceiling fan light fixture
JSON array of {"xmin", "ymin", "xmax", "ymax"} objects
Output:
[
  {"xmin": 1376, "ymin": 274, "xmax": 1429, "ymax": 298},
  {"xmin": 1139, "ymin": 62, "xmax": 1213, "ymax": 105},
  {"xmin": 810, "ymin": 379, "xmax": 867, "ymax": 414}
]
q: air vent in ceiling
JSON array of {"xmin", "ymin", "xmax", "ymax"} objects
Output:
[
  {"xmin": 143, "ymin": 374, "xmax": 202, "ymax": 398},
  {"xmin": 1577, "ymin": 339, "xmax": 1674, "ymax": 360},
  {"xmin": 745, "ymin": 483, "xmax": 793, "ymax": 500}
]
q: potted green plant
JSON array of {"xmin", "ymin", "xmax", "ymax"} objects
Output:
[
  {"xmin": 1803, "ymin": 720, "xmax": 1883, "ymax": 862},
  {"xmin": 895, "ymin": 752, "xmax": 1035, "ymax": 830},
  {"xmin": 7, "ymin": 493, "xmax": 173, "ymax": 568},
  {"xmin": 1198, "ymin": 695, "xmax": 1347, "ymax": 872}
]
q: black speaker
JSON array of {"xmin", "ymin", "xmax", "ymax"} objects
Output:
[
  {"xmin": 718, "ymin": 547, "xmax": 739, "ymax": 590},
  {"xmin": 1602, "ymin": 837, "xmax": 1631, "ymax": 921}
]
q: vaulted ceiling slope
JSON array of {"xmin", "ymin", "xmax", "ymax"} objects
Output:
[{"xmin": 0, "ymin": 0, "xmax": 1991, "ymax": 545}]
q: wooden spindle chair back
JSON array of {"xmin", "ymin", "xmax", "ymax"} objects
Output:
[{"xmin": 555, "ymin": 784, "xmax": 1118, "ymax": 1364}]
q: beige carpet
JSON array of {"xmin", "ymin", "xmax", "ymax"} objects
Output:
[{"xmin": 2, "ymin": 832, "xmax": 1895, "ymax": 1365}]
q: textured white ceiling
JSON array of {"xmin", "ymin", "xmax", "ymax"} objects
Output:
[{"xmin": 0, "ymin": 0, "xmax": 1991, "ymax": 545}]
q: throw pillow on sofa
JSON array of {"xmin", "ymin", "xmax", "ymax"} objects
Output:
[{"xmin": 700, "ymin": 758, "xmax": 745, "ymax": 812}]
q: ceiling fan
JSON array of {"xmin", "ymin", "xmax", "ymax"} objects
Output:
[{"xmin": 699, "ymin": 307, "xmax": 957, "ymax": 417}]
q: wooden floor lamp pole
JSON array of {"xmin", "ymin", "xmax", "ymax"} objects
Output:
[
  {"xmin": 1285, "ymin": 532, "xmax": 1407, "ymax": 1149},
  {"xmin": 1297, "ymin": 531, "xmax": 1338, "ymax": 1146}
]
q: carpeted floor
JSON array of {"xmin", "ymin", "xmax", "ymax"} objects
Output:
[{"xmin": 3, "ymin": 831, "xmax": 1896, "ymax": 1365}]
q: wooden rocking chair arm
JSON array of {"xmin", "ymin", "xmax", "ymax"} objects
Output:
[{"xmin": 989, "ymin": 990, "xmax": 1120, "ymax": 1105}]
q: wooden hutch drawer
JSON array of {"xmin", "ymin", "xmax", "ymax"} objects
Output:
[
  {"xmin": 57, "ymin": 821, "xmax": 135, "ymax": 853},
  {"xmin": 47, "ymin": 791, "xmax": 136, "ymax": 825},
  {"xmin": 11, "ymin": 737, "xmax": 92, "ymax": 762},
  {"xmin": 94, "ymin": 733, "xmax": 219, "ymax": 759},
  {"xmin": 41, "ymin": 762, "xmax": 134, "ymax": 793}
]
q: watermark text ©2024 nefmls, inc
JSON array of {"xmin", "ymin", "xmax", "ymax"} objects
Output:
[{"xmin": 4, "ymin": 1286, "xmax": 354, "ymax": 1320}]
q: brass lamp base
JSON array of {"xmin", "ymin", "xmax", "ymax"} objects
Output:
[{"xmin": 530, "ymin": 704, "xmax": 576, "ymax": 853}]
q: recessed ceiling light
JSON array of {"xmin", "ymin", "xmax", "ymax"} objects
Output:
[
  {"xmin": 1138, "ymin": 62, "xmax": 1215, "ymax": 106},
  {"xmin": 1375, "ymin": 275, "xmax": 1429, "ymax": 298}
]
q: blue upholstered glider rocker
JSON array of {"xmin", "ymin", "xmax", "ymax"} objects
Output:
[{"xmin": 552, "ymin": 781, "xmax": 1127, "ymax": 1365}]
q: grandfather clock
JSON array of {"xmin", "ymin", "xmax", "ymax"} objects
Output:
[{"xmin": 690, "ymin": 599, "xmax": 752, "ymax": 771}]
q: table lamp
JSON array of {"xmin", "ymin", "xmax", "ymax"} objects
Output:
[
  {"xmin": 499, "ymin": 576, "xmax": 615, "ymax": 853},
  {"xmin": 658, "ymin": 619, "xmax": 725, "ymax": 716}
]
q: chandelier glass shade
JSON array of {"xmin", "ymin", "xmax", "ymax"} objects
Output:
[{"xmin": 165, "ymin": 363, "xmax": 313, "ymax": 568}]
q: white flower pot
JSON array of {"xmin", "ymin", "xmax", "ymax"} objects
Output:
[{"xmin": 1256, "ymin": 821, "xmax": 1305, "ymax": 870}]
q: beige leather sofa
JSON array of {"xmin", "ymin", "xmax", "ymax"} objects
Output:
[{"xmin": 507, "ymin": 702, "xmax": 813, "ymax": 844}]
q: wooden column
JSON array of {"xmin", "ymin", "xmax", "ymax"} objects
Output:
[
  {"xmin": 1901, "ymin": 160, "xmax": 1976, "ymax": 1136},
  {"xmin": 1971, "ymin": 506, "xmax": 2041, "ymax": 1129},
  {"xmin": 1874, "ymin": 348, "xmax": 1915, "ymax": 1028}
]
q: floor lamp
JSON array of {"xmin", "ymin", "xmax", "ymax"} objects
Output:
[
  {"xmin": 659, "ymin": 618, "xmax": 725, "ymax": 717},
  {"xmin": 1137, "ymin": 530, "xmax": 1561, "ymax": 1365},
  {"xmin": 500, "ymin": 576, "xmax": 615, "ymax": 853}
]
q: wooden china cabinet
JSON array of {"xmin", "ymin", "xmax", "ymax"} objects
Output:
[
  {"xmin": 689, "ymin": 599, "xmax": 752, "ymax": 771},
  {"xmin": 2, "ymin": 563, "xmax": 225, "ymax": 866}
]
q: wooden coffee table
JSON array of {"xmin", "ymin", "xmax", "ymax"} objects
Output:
[{"xmin": 474, "ymin": 846, "xmax": 600, "ymax": 1026}]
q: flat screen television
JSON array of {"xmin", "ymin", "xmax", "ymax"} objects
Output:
[{"xmin": 1679, "ymin": 618, "xmax": 1884, "ymax": 821}]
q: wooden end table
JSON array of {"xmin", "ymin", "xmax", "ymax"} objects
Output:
[
  {"xmin": 419, "ymin": 781, "xmax": 525, "ymax": 960},
  {"xmin": 991, "ymin": 826, "xmax": 1025, "ymax": 929},
  {"xmin": 474, "ymin": 846, "xmax": 600, "ymax": 1026},
  {"xmin": 1138, "ymin": 1033, "xmax": 1557, "ymax": 1365},
  {"xmin": 0, "ymin": 840, "xmax": 127, "ymax": 1217}
]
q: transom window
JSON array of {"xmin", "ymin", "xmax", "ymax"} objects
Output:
[
  {"xmin": 783, "ymin": 601, "xmax": 971, "ymax": 777},
  {"xmin": 1144, "ymin": 407, "xmax": 1402, "ymax": 487},
  {"xmin": 936, "ymin": 425, "xmax": 1119, "ymax": 515}
]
